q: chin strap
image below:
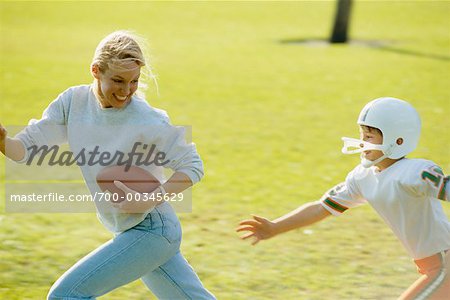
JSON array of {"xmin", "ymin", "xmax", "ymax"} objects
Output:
[{"xmin": 360, "ymin": 153, "xmax": 388, "ymax": 168}]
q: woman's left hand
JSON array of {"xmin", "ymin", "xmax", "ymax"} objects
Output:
[{"xmin": 112, "ymin": 180, "xmax": 162, "ymax": 213}]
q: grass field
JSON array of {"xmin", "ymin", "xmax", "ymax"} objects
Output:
[{"xmin": 1, "ymin": 1, "xmax": 449, "ymax": 299}]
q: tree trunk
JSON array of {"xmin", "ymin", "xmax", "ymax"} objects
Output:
[{"xmin": 330, "ymin": 0, "xmax": 353, "ymax": 43}]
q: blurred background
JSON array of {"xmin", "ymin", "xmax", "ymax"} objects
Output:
[{"xmin": 1, "ymin": 1, "xmax": 449, "ymax": 299}]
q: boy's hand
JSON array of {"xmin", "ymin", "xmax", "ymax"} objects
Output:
[{"xmin": 236, "ymin": 215, "xmax": 277, "ymax": 245}]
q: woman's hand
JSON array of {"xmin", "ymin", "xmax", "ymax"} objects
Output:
[
  {"xmin": 236, "ymin": 215, "xmax": 277, "ymax": 245},
  {"xmin": 111, "ymin": 180, "xmax": 163, "ymax": 213},
  {"xmin": 0, "ymin": 123, "xmax": 8, "ymax": 155}
]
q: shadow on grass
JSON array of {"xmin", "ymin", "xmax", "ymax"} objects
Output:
[{"xmin": 279, "ymin": 38, "xmax": 450, "ymax": 62}]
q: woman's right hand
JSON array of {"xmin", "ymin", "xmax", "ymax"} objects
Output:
[
  {"xmin": 0, "ymin": 125, "xmax": 25, "ymax": 160},
  {"xmin": 236, "ymin": 215, "xmax": 277, "ymax": 245},
  {"xmin": 0, "ymin": 123, "xmax": 7, "ymax": 154}
]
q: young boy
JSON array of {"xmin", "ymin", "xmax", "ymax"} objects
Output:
[{"xmin": 237, "ymin": 97, "xmax": 449, "ymax": 300}]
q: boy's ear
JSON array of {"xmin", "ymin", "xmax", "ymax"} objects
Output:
[{"xmin": 91, "ymin": 64, "xmax": 100, "ymax": 79}]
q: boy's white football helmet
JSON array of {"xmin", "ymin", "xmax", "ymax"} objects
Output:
[{"xmin": 341, "ymin": 97, "xmax": 421, "ymax": 168}]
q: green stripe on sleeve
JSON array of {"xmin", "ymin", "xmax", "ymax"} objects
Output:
[
  {"xmin": 324, "ymin": 198, "xmax": 348, "ymax": 213},
  {"xmin": 438, "ymin": 176, "xmax": 449, "ymax": 201}
]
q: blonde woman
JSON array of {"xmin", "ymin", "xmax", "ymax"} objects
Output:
[{"xmin": 0, "ymin": 31, "xmax": 215, "ymax": 299}]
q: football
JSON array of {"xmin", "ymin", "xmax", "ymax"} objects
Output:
[{"xmin": 96, "ymin": 165, "xmax": 161, "ymax": 202}]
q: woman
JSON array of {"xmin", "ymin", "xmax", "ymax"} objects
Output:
[{"xmin": 1, "ymin": 30, "xmax": 215, "ymax": 300}]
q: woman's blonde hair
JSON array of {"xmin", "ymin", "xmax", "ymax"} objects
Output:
[{"xmin": 91, "ymin": 30, "xmax": 157, "ymax": 97}]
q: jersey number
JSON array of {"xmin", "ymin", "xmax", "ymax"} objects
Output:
[
  {"xmin": 421, "ymin": 167, "xmax": 443, "ymax": 187},
  {"xmin": 421, "ymin": 167, "xmax": 447, "ymax": 201}
]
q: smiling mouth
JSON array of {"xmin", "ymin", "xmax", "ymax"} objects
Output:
[{"xmin": 114, "ymin": 94, "xmax": 128, "ymax": 102}]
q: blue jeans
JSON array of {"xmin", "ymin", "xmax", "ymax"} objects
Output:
[{"xmin": 47, "ymin": 202, "xmax": 216, "ymax": 300}]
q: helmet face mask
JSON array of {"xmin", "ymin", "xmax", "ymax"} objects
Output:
[
  {"xmin": 341, "ymin": 137, "xmax": 386, "ymax": 155},
  {"xmin": 342, "ymin": 97, "xmax": 421, "ymax": 168}
]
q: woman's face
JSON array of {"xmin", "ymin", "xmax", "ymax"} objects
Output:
[{"xmin": 93, "ymin": 61, "xmax": 141, "ymax": 108}]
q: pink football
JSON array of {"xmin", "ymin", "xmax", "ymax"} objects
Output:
[{"xmin": 96, "ymin": 165, "xmax": 161, "ymax": 202}]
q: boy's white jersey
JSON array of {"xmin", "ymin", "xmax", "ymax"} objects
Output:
[{"xmin": 321, "ymin": 158, "xmax": 450, "ymax": 259}]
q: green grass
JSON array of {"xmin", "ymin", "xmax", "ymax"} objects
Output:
[{"xmin": 1, "ymin": 1, "xmax": 449, "ymax": 299}]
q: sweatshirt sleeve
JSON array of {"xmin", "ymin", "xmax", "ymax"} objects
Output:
[
  {"xmin": 152, "ymin": 115, "xmax": 204, "ymax": 185},
  {"xmin": 14, "ymin": 88, "xmax": 72, "ymax": 164}
]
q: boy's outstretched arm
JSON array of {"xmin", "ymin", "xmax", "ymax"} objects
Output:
[
  {"xmin": 0, "ymin": 123, "xmax": 25, "ymax": 161},
  {"xmin": 236, "ymin": 201, "xmax": 331, "ymax": 245}
]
